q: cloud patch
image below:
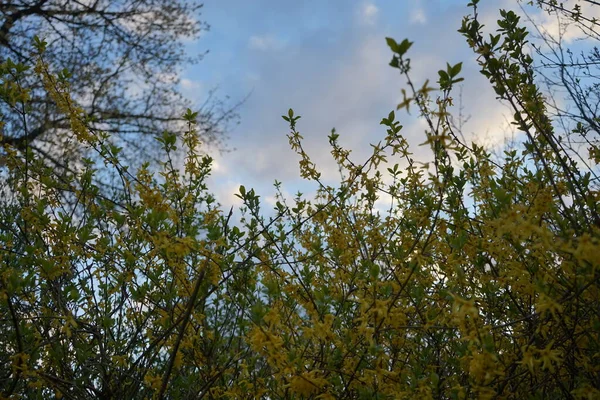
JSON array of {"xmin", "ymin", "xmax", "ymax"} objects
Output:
[
  {"xmin": 248, "ymin": 34, "xmax": 285, "ymax": 51},
  {"xmin": 359, "ymin": 2, "xmax": 379, "ymax": 25},
  {"xmin": 410, "ymin": 8, "xmax": 427, "ymax": 25},
  {"xmin": 521, "ymin": 2, "xmax": 600, "ymax": 44}
]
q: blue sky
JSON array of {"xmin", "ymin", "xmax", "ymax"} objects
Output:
[{"xmin": 175, "ymin": 0, "xmax": 589, "ymax": 211}]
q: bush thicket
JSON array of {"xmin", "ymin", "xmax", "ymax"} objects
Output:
[{"xmin": 0, "ymin": 1, "xmax": 598, "ymax": 399}]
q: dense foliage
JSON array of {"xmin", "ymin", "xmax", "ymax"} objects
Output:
[{"xmin": 0, "ymin": 1, "xmax": 598, "ymax": 399}]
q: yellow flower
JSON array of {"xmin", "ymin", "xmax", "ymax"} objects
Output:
[
  {"xmin": 539, "ymin": 342, "xmax": 562, "ymax": 372},
  {"xmin": 144, "ymin": 373, "xmax": 162, "ymax": 390},
  {"xmin": 288, "ymin": 371, "xmax": 328, "ymax": 396}
]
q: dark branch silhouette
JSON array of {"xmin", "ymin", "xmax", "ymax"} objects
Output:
[{"xmin": 0, "ymin": 0, "xmax": 238, "ymax": 175}]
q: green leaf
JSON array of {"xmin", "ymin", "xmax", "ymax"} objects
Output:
[
  {"xmin": 328, "ymin": 128, "xmax": 340, "ymax": 144},
  {"xmin": 397, "ymin": 39, "xmax": 413, "ymax": 56},
  {"xmin": 385, "ymin": 37, "xmax": 399, "ymax": 53},
  {"xmin": 33, "ymin": 35, "xmax": 47, "ymax": 52},
  {"xmin": 449, "ymin": 62, "xmax": 463, "ymax": 77},
  {"xmin": 438, "ymin": 70, "xmax": 450, "ymax": 82},
  {"xmin": 183, "ymin": 108, "xmax": 199, "ymax": 122}
]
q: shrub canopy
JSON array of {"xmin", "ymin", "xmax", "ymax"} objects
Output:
[{"xmin": 0, "ymin": 1, "xmax": 599, "ymax": 399}]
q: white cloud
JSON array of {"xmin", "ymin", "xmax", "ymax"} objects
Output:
[
  {"xmin": 523, "ymin": 2, "xmax": 600, "ymax": 44},
  {"xmin": 209, "ymin": 156, "xmax": 225, "ymax": 175},
  {"xmin": 248, "ymin": 34, "xmax": 285, "ymax": 51},
  {"xmin": 211, "ymin": 180, "xmax": 244, "ymax": 209},
  {"xmin": 211, "ymin": 1, "xmax": 529, "ymax": 198},
  {"xmin": 359, "ymin": 2, "xmax": 379, "ymax": 26},
  {"xmin": 181, "ymin": 78, "xmax": 201, "ymax": 90},
  {"xmin": 410, "ymin": 8, "xmax": 427, "ymax": 25},
  {"xmin": 179, "ymin": 78, "xmax": 203, "ymax": 100}
]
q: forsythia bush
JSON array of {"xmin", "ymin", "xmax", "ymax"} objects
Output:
[{"xmin": 1, "ymin": 2, "xmax": 599, "ymax": 399}]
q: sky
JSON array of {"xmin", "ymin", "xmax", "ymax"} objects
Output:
[{"xmin": 175, "ymin": 0, "xmax": 592, "ymax": 213}]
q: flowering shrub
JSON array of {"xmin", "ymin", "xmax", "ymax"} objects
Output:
[{"xmin": 0, "ymin": 2, "xmax": 598, "ymax": 399}]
